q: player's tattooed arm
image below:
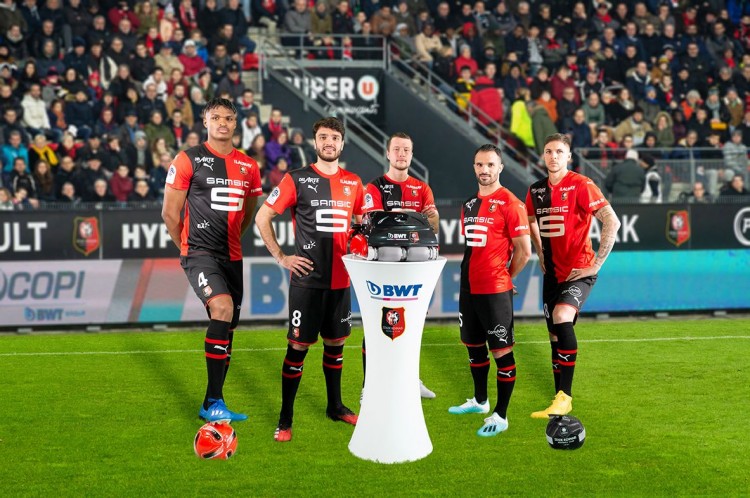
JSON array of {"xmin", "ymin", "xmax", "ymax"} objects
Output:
[{"xmin": 593, "ymin": 205, "xmax": 621, "ymax": 270}]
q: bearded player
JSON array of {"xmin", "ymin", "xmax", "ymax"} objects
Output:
[
  {"xmin": 162, "ymin": 97, "xmax": 263, "ymax": 422},
  {"xmin": 448, "ymin": 144, "xmax": 531, "ymax": 437},
  {"xmin": 526, "ymin": 133, "xmax": 621, "ymax": 418},
  {"xmin": 255, "ymin": 117, "xmax": 364, "ymax": 442},
  {"xmin": 361, "ymin": 131, "xmax": 439, "ymax": 399}
]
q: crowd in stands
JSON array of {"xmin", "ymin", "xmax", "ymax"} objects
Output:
[{"xmin": 2, "ymin": 0, "xmax": 750, "ymax": 210}]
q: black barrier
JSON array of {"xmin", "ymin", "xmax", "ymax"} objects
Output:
[{"xmin": 1, "ymin": 203, "xmax": 749, "ymax": 260}]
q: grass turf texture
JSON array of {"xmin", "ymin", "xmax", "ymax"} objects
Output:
[{"xmin": 1, "ymin": 318, "xmax": 748, "ymax": 496}]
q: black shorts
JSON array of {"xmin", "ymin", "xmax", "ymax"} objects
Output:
[
  {"xmin": 287, "ymin": 286, "xmax": 352, "ymax": 345},
  {"xmin": 459, "ymin": 289, "xmax": 515, "ymax": 352},
  {"xmin": 181, "ymin": 254, "xmax": 243, "ymax": 328},
  {"xmin": 542, "ymin": 274, "xmax": 597, "ymax": 331}
]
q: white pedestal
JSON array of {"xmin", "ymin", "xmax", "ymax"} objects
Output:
[{"xmin": 343, "ymin": 255, "xmax": 447, "ymax": 464}]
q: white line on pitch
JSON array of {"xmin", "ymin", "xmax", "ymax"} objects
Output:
[{"xmin": 1, "ymin": 335, "xmax": 749, "ymax": 357}]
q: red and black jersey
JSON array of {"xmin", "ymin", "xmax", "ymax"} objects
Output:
[
  {"xmin": 525, "ymin": 171, "xmax": 609, "ymax": 283},
  {"xmin": 460, "ymin": 187, "xmax": 529, "ymax": 294},
  {"xmin": 165, "ymin": 143, "xmax": 262, "ymax": 261},
  {"xmin": 362, "ymin": 174, "xmax": 436, "ymax": 214},
  {"xmin": 265, "ymin": 164, "xmax": 364, "ymax": 290}
]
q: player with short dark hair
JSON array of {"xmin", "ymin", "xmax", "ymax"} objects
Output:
[
  {"xmin": 449, "ymin": 143, "xmax": 531, "ymax": 437},
  {"xmin": 526, "ymin": 133, "xmax": 621, "ymax": 418},
  {"xmin": 255, "ymin": 116, "xmax": 365, "ymax": 442},
  {"xmin": 361, "ymin": 131, "xmax": 439, "ymax": 399},
  {"xmin": 162, "ymin": 97, "xmax": 263, "ymax": 422}
]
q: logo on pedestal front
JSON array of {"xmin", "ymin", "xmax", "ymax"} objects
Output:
[{"xmin": 381, "ymin": 307, "xmax": 405, "ymax": 340}]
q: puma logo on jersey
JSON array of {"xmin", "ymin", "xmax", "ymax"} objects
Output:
[{"xmin": 308, "ymin": 184, "xmax": 319, "ymax": 193}]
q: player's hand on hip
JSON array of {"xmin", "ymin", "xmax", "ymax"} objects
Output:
[
  {"xmin": 280, "ymin": 255, "xmax": 314, "ymax": 277},
  {"xmin": 565, "ymin": 266, "xmax": 596, "ymax": 282}
]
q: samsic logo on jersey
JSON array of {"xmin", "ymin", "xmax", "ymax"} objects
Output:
[
  {"xmin": 366, "ymin": 280, "xmax": 422, "ymax": 301},
  {"xmin": 381, "ymin": 307, "xmax": 405, "ymax": 340}
]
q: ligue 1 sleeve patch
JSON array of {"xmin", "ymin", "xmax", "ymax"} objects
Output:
[
  {"xmin": 363, "ymin": 193, "xmax": 373, "ymax": 209},
  {"xmin": 267, "ymin": 186, "xmax": 280, "ymax": 205},
  {"xmin": 166, "ymin": 164, "xmax": 177, "ymax": 184},
  {"xmin": 381, "ymin": 307, "xmax": 405, "ymax": 340}
]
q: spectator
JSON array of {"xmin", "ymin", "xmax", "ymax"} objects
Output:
[
  {"xmin": 94, "ymin": 108, "xmax": 120, "ymax": 139},
  {"xmin": 265, "ymin": 130, "xmax": 293, "ymax": 169},
  {"xmin": 371, "ymin": 4, "xmax": 397, "ymax": 37},
  {"xmin": 58, "ymin": 181, "xmax": 81, "ymax": 205},
  {"xmin": 639, "ymin": 155, "xmax": 661, "ymax": 204},
  {"xmin": 1, "ymin": 131, "xmax": 28, "ymax": 184},
  {"xmin": 637, "ymin": 86, "xmax": 661, "ymax": 126},
  {"xmin": 605, "ymin": 149, "xmax": 646, "ymax": 203},
  {"xmin": 32, "ymin": 159, "xmax": 55, "ymax": 202},
  {"xmin": 0, "ymin": 187, "xmax": 13, "ymax": 210},
  {"xmin": 135, "ymin": 0, "xmax": 158, "ymax": 36},
  {"xmin": 414, "ymin": 23, "xmax": 442, "ymax": 68},
  {"xmin": 54, "ymin": 155, "xmax": 84, "ymax": 198},
  {"xmin": 168, "ymin": 110, "xmax": 191, "ymax": 150},
  {"xmin": 80, "ymin": 155, "xmax": 108, "ymax": 199},
  {"xmin": 154, "ymin": 44, "xmax": 185, "ymax": 77},
  {"xmin": 529, "ymin": 100, "xmax": 556, "ymax": 155},
  {"xmin": 470, "ymin": 73, "xmax": 503, "ymax": 126},
  {"xmin": 127, "ymin": 178, "xmax": 155, "ymax": 207},
  {"xmin": 550, "ymin": 64, "xmax": 578, "ymax": 105},
  {"xmin": 626, "ymin": 61, "xmax": 652, "ymax": 103},
  {"xmin": 248, "ymin": 133, "xmax": 267, "ymax": 177},
  {"xmin": 149, "ymin": 152, "xmax": 172, "ymax": 197},
  {"xmin": 21, "ymin": 84, "xmax": 51, "ymax": 138},
  {"xmin": 242, "ymin": 113, "xmax": 263, "ymax": 150},
  {"xmin": 723, "ymin": 130, "xmax": 748, "ymax": 173},
  {"xmin": 216, "ymin": 62, "xmax": 245, "ymax": 101},
  {"xmin": 724, "ymin": 87, "xmax": 744, "ymax": 129},
  {"xmin": 176, "ymin": 40, "xmax": 204, "ymax": 78},
  {"xmin": 150, "ymin": 137, "xmax": 175, "ymax": 172},
  {"xmin": 680, "ymin": 181, "xmax": 712, "ymax": 204},
  {"xmin": 454, "ymin": 44, "xmax": 478, "ymax": 76},
  {"xmin": 283, "ymin": 0, "xmax": 312, "ymax": 49},
  {"xmin": 144, "ymin": 110, "xmax": 175, "ymax": 149},
  {"xmin": 65, "ymin": 90, "xmax": 94, "ymax": 140},
  {"xmin": 646, "ymin": 110, "xmax": 672, "ymax": 149},
  {"xmin": 394, "ymin": 1, "xmax": 417, "ymax": 36},
  {"xmin": 262, "ymin": 108, "xmax": 287, "ymax": 142},
  {"xmin": 89, "ymin": 178, "xmax": 116, "ymax": 204},
  {"xmin": 166, "ymin": 84, "xmax": 194, "ymax": 128},
  {"xmin": 109, "ymin": 163, "xmax": 133, "ymax": 202},
  {"xmin": 288, "ymin": 128, "xmax": 316, "ymax": 170},
  {"xmin": 251, "ymin": 0, "xmax": 281, "ymax": 34},
  {"xmin": 12, "ymin": 186, "xmax": 37, "ymax": 209},
  {"xmin": 28, "ymin": 134, "xmax": 59, "ymax": 170},
  {"xmin": 590, "ymin": 127, "xmax": 618, "ymax": 171},
  {"xmin": 10, "ymin": 156, "xmax": 37, "ymax": 198},
  {"xmin": 606, "ymin": 87, "xmax": 635, "ymax": 127},
  {"xmin": 556, "ymin": 86, "xmax": 578, "ymax": 131},
  {"xmin": 198, "ymin": 0, "xmax": 222, "ymax": 38},
  {"xmin": 265, "ymin": 156, "xmax": 289, "ymax": 189},
  {"xmin": 502, "ymin": 63, "xmax": 527, "ymax": 103},
  {"xmin": 686, "ymin": 107, "xmax": 712, "ymax": 142},
  {"xmin": 510, "ymin": 88, "xmax": 534, "ymax": 150},
  {"xmin": 332, "ymin": 0, "xmax": 354, "ymax": 34},
  {"xmin": 704, "ymin": 87, "xmax": 730, "ymax": 137},
  {"xmin": 132, "ymin": 131, "xmax": 154, "ymax": 171},
  {"xmin": 453, "ymin": 66, "xmax": 475, "ymax": 112},
  {"xmin": 614, "ymin": 107, "xmax": 653, "ymax": 147},
  {"xmin": 719, "ymin": 174, "xmax": 750, "ymax": 199},
  {"xmin": 568, "ymin": 108, "xmax": 592, "ymax": 150}
]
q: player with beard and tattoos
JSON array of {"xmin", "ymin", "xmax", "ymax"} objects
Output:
[
  {"xmin": 525, "ymin": 133, "xmax": 621, "ymax": 419},
  {"xmin": 255, "ymin": 117, "xmax": 365, "ymax": 442}
]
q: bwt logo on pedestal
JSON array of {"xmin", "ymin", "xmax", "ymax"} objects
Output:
[{"xmin": 366, "ymin": 280, "xmax": 423, "ymax": 301}]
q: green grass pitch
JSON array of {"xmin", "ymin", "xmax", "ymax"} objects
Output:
[{"xmin": 1, "ymin": 317, "xmax": 748, "ymax": 496}]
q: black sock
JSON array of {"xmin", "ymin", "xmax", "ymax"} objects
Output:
[
  {"xmin": 223, "ymin": 329, "xmax": 234, "ymax": 381},
  {"xmin": 280, "ymin": 345, "xmax": 308, "ymax": 426},
  {"xmin": 323, "ymin": 344, "xmax": 344, "ymax": 410},
  {"xmin": 361, "ymin": 338, "xmax": 366, "ymax": 388},
  {"xmin": 203, "ymin": 319, "xmax": 230, "ymax": 408},
  {"xmin": 494, "ymin": 352, "xmax": 516, "ymax": 419},
  {"xmin": 554, "ymin": 322, "xmax": 577, "ymax": 396},
  {"xmin": 550, "ymin": 341, "xmax": 560, "ymax": 393},
  {"xmin": 467, "ymin": 345, "xmax": 490, "ymax": 404}
]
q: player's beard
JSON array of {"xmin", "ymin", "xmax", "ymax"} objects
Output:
[
  {"xmin": 476, "ymin": 172, "xmax": 498, "ymax": 186},
  {"xmin": 390, "ymin": 160, "xmax": 410, "ymax": 172},
  {"xmin": 316, "ymin": 145, "xmax": 342, "ymax": 162}
]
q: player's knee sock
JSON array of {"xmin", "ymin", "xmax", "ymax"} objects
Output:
[
  {"xmin": 280, "ymin": 345, "xmax": 308, "ymax": 425},
  {"xmin": 494, "ymin": 352, "xmax": 516, "ymax": 419},
  {"xmin": 361, "ymin": 338, "xmax": 366, "ymax": 388},
  {"xmin": 323, "ymin": 344, "xmax": 345, "ymax": 409},
  {"xmin": 223, "ymin": 329, "xmax": 234, "ymax": 381},
  {"xmin": 204, "ymin": 319, "xmax": 230, "ymax": 408},
  {"xmin": 550, "ymin": 341, "xmax": 561, "ymax": 393},
  {"xmin": 554, "ymin": 322, "xmax": 577, "ymax": 396},
  {"xmin": 467, "ymin": 345, "xmax": 490, "ymax": 404}
]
